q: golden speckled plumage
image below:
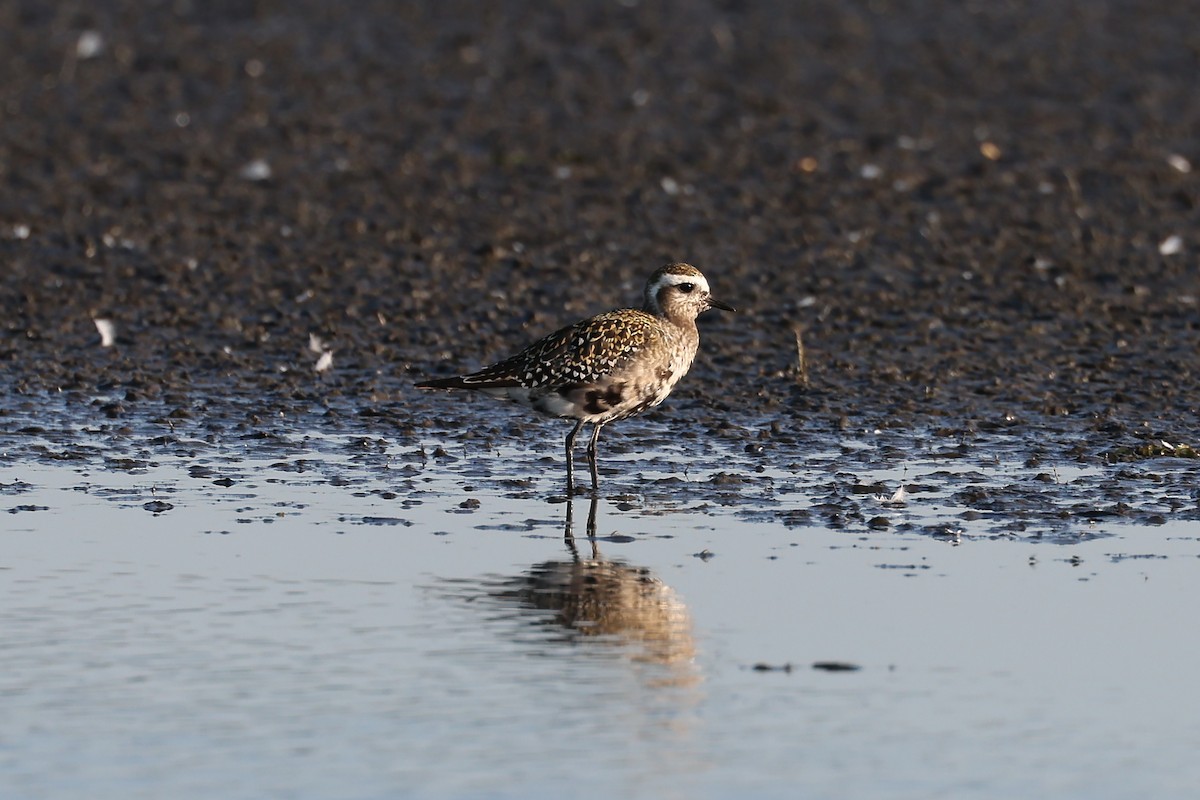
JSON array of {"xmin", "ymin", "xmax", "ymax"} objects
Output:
[{"xmin": 449, "ymin": 309, "xmax": 659, "ymax": 390}]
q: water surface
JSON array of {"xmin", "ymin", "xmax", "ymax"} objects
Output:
[{"xmin": 3, "ymin": 428, "xmax": 1198, "ymax": 799}]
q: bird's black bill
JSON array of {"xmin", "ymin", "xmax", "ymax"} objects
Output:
[{"xmin": 707, "ymin": 297, "xmax": 735, "ymax": 312}]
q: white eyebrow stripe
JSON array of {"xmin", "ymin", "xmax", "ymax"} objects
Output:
[{"xmin": 656, "ymin": 273, "xmax": 710, "ymax": 293}]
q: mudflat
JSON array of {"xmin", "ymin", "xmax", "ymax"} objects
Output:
[{"xmin": 2, "ymin": 0, "xmax": 1197, "ymax": 452}]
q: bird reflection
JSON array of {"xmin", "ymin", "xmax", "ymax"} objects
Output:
[
  {"xmin": 562, "ymin": 491, "xmax": 601, "ymax": 560},
  {"xmin": 468, "ymin": 496, "xmax": 699, "ymax": 686}
]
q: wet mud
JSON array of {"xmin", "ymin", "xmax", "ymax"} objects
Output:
[{"xmin": 2, "ymin": 0, "xmax": 1199, "ymax": 534}]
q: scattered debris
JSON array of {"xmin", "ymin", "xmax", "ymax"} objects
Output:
[
  {"xmin": 1104, "ymin": 441, "xmax": 1199, "ymax": 461},
  {"xmin": 75, "ymin": 30, "xmax": 105, "ymax": 60},
  {"xmin": 239, "ymin": 158, "xmax": 272, "ymax": 181},
  {"xmin": 876, "ymin": 486, "xmax": 909, "ymax": 506},
  {"xmin": 792, "ymin": 324, "xmax": 810, "ymax": 388},
  {"xmin": 1167, "ymin": 154, "xmax": 1192, "ymax": 173},
  {"xmin": 1159, "ymin": 235, "xmax": 1183, "ymax": 256},
  {"xmin": 310, "ymin": 333, "xmax": 333, "ymax": 372},
  {"xmin": 93, "ymin": 318, "xmax": 116, "ymax": 347},
  {"xmin": 752, "ymin": 661, "xmax": 862, "ymax": 673}
]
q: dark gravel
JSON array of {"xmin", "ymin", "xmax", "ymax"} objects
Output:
[{"xmin": 2, "ymin": 0, "xmax": 1199, "ymax": 457}]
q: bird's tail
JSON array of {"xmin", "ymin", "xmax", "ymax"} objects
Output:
[{"xmin": 415, "ymin": 376, "xmax": 469, "ymax": 389}]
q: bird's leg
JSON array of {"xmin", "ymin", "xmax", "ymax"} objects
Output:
[
  {"xmin": 565, "ymin": 419, "xmax": 585, "ymax": 496},
  {"xmin": 586, "ymin": 422, "xmax": 604, "ymax": 494}
]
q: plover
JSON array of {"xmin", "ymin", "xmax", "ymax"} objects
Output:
[{"xmin": 416, "ymin": 262, "xmax": 733, "ymax": 494}]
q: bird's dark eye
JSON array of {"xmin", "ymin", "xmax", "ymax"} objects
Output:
[{"xmin": 677, "ymin": 283, "xmax": 695, "ymax": 293}]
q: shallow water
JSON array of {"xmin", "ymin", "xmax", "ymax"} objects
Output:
[{"xmin": 4, "ymin": 418, "xmax": 1199, "ymax": 799}]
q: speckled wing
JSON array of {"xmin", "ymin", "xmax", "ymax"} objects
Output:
[{"xmin": 425, "ymin": 309, "xmax": 659, "ymax": 389}]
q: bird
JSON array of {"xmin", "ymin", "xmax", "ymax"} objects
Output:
[{"xmin": 415, "ymin": 262, "xmax": 733, "ymax": 495}]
